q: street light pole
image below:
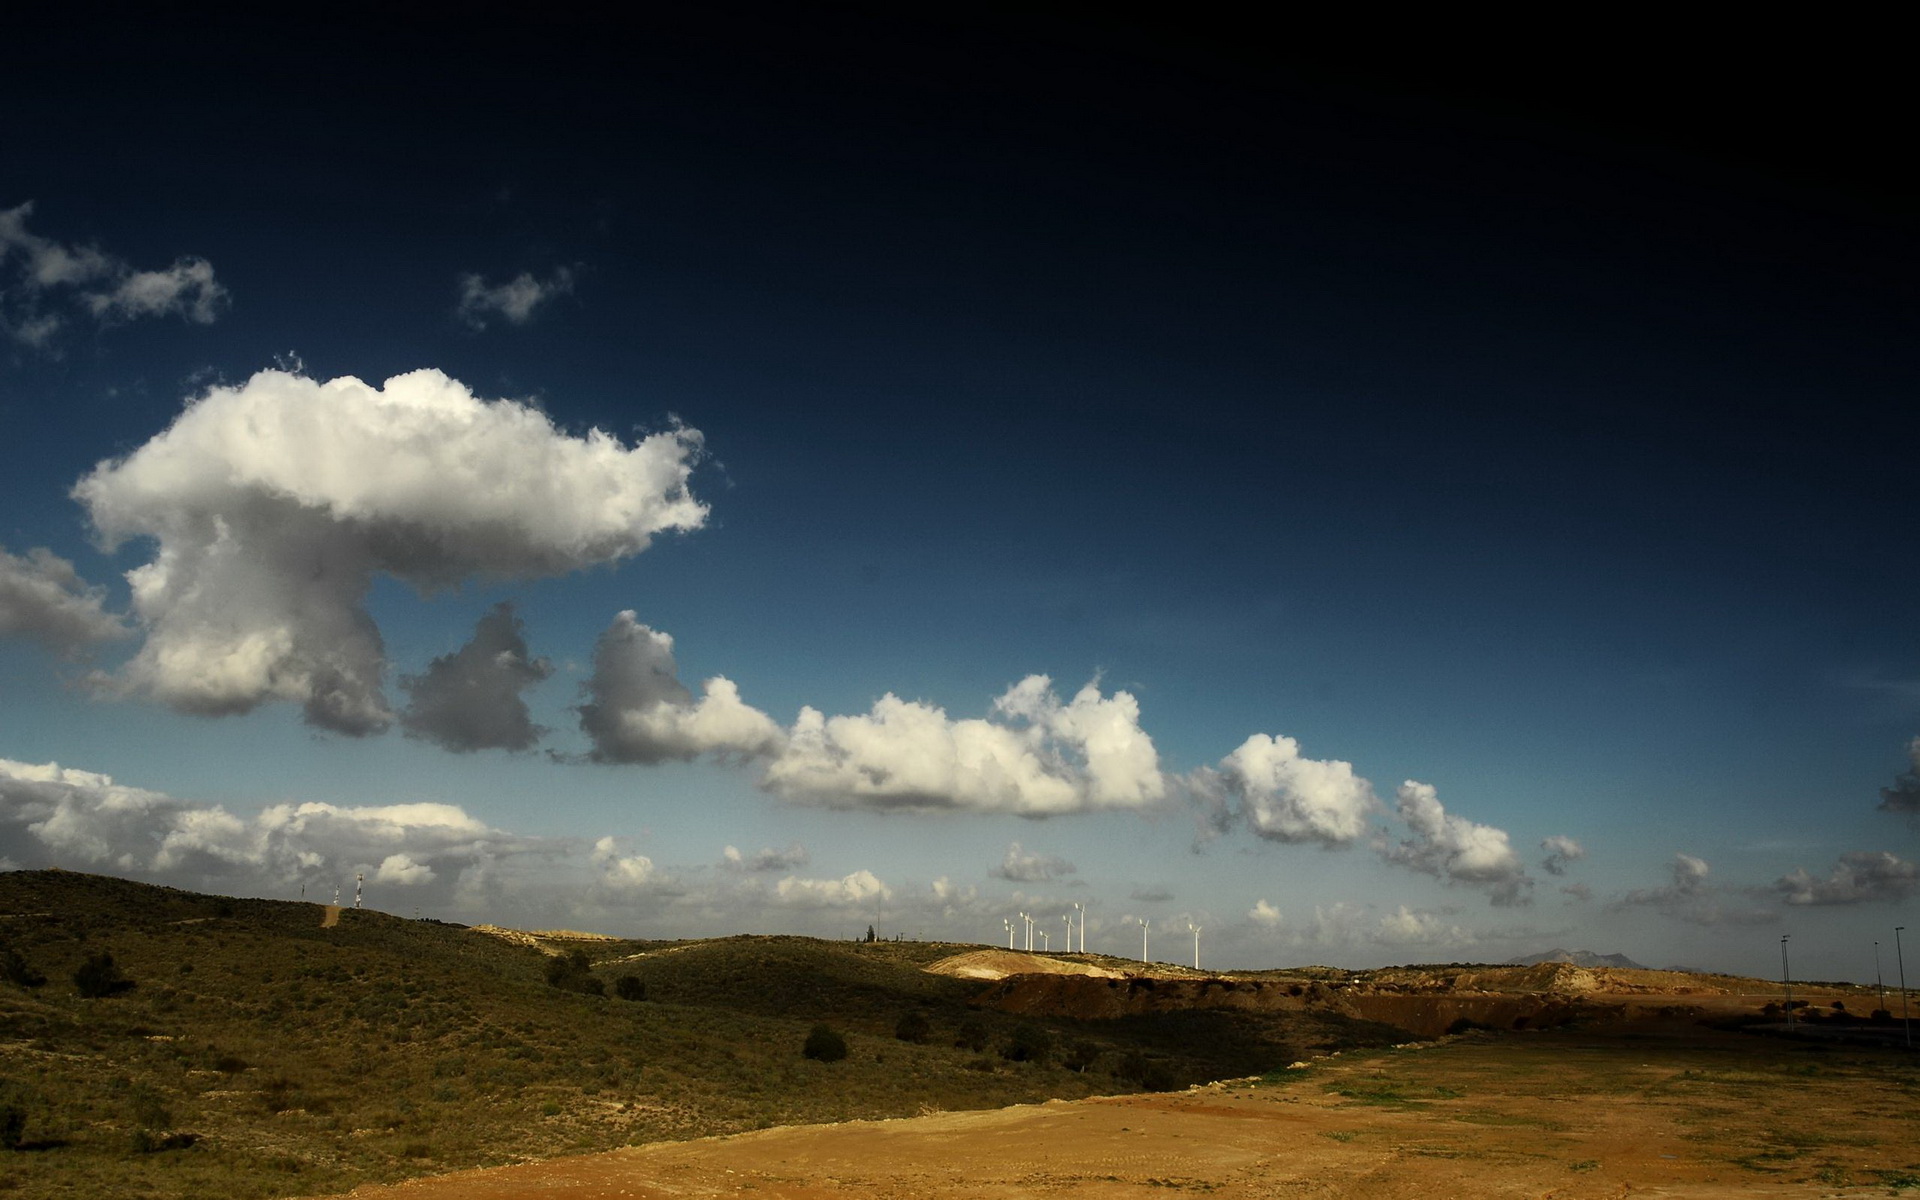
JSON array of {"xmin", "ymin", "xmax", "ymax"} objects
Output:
[
  {"xmin": 1781, "ymin": 935, "xmax": 1792, "ymax": 1025},
  {"xmin": 1898, "ymin": 926, "xmax": 1911, "ymax": 1048}
]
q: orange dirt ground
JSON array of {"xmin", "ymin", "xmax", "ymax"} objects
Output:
[{"xmin": 304, "ymin": 1017, "xmax": 1920, "ymax": 1200}]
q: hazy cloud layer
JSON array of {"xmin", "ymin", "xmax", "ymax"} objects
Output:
[
  {"xmin": 0, "ymin": 756, "xmax": 550, "ymax": 901},
  {"xmin": 989, "ymin": 841, "xmax": 1076, "ymax": 882},
  {"xmin": 0, "ymin": 545, "xmax": 128, "ymax": 654},
  {"xmin": 1376, "ymin": 781, "xmax": 1532, "ymax": 905},
  {"xmin": 577, "ymin": 611, "xmax": 783, "ymax": 763},
  {"xmin": 1, "ymin": 202, "xmax": 226, "ymax": 348},
  {"xmin": 761, "ymin": 676, "xmax": 1165, "ymax": 815},
  {"xmin": 1774, "ymin": 851, "xmax": 1918, "ymax": 906},
  {"xmin": 457, "ymin": 268, "xmax": 575, "ymax": 328},
  {"xmin": 73, "ymin": 369, "xmax": 706, "ymax": 734},
  {"xmin": 400, "ymin": 603, "xmax": 553, "ymax": 752},
  {"xmin": 1878, "ymin": 737, "xmax": 1920, "ymax": 814}
]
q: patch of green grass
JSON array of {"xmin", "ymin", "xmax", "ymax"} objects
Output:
[{"xmin": 1569, "ymin": 1159, "xmax": 1599, "ymax": 1172}]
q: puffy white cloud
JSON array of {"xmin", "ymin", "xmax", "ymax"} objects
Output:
[
  {"xmin": 0, "ymin": 545, "xmax": 128, "ymax": 654},
  {"xmin": 592, "ymin": 836, "xmax": 662, "ymax": 890},
  {"xmin": 989, "ymin": 841, "xmax": 1076, "ymax": 882},
  {"xmin": 774, "ymin": 869, "xmax": 891, "ymax": 907},
  {"xmin": 577, "ymin": 611, "xmax": 783, "ymax": 763},
  {"xmin": 400, "ymin": 602, "xmax": 553, "ymax": 752},
  {"xmin": 1248, "ymin": 898, "xmax": 1284, "ymax": 928},
  {"xmin": 456, "ymin": 268, "xmax": 575, "ymax": 328},
  {"xmin": 761, "ymin": 676, "xmax": 1165, "ymax": 815},
  {"xmin": 1376, "ymin": 781, "xmax": 1531, "ymax": 905},
  {"xmin": 1, "ymin": 202, "xmax": 226, "ymax": 347},
  {"xmin": 1878, "ymin": 737, "xmax": 1920, "ymax": 814},
  {"xmin": 1539, "ymin": 834, "xmax": 1586, "ymax": 876},
  {"xmin": 1194, "ymin": 733, "xmax": 1378, "ymax": 846},
  {"xmin": 85, "ymin": 257, "xmax": 225, "ymax": 324},
  {"xmin": 719, "ymin": 842, "xmax": 810, "ymax": 872},
  {"xmin": 1774, "ymin": 851, "xmax": 1918, "ymax": 906},
  {"xmin": 73, "ymin": 369, "xmax": 706, "ymax": 734},
  {"xmin": 375, "ymin": 853, "xmax": 434, "ymax": 885}
]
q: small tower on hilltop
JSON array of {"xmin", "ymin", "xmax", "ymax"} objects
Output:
[{"xmin": 354, "ymin": 871, "xmax": 364, "ymax": 910}]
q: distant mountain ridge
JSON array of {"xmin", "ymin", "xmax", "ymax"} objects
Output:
[{"xmin": 1507, "ymin": 948, "xmax": 1647, "ymax": 969}]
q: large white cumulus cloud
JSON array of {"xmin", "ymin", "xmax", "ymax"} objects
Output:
[
  {"xmin": 577, "ymin": 611, "xmax": 784, "ymax": 763},
  {"xmin": 74, "ymin": 369, "xmax": 707, "ymax": 734},
  {"xmin": 760, "ymin": 676, "xmax": 1166, "ymax": 815}
]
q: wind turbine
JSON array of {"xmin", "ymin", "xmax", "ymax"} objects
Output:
[
  {"xmin": 1063, "ymin": 914, "xmax": 1073, "ymax": 953},
  {"xmin": 1073, "ymin": 901, "xmax": 1085, "ymax": 953},
  {"xmin": 1188, "ymin": 922, "xmax": 1202, "ymax": 970},
  {"xmin": 1020, "ymin": 911, "xmax": 1033, "ymax": 951},
  {"xmin": 1004, "ymin": 917, "xmax": 1014, "ymax": 949},
  {"xmin": 1138, "ymin": 917, "xmax": 1149, "ymax": 962},
  {"xmin": 1039, "ymin": 930, "xmax": 1050, "ymax": 952}
]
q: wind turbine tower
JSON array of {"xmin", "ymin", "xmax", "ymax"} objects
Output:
[
  {"xmin": 1188, "ymin": 922, "xmax": 1202, "ymax": 970},
  {"xmin": 1138, "ymin": 917, "xmax": 1149, "ymax": 962}
]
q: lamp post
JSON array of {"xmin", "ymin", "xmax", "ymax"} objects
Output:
[
  {"xmin": 1781, "ymin": 935, "xmax": 1792, "ymax": 1025},
  {"xmin": 1898, "ymin": 926, "xmax": 1910, "ymax": 1048},
  {"xmin": 1138, "ymin": 917, "xmax": 1149, "ymax": 962}
]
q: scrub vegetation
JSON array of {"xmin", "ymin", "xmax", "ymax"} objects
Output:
[{"xmin": 0, "ymin": 870, "xmax": 1395, "ymax": 1199}]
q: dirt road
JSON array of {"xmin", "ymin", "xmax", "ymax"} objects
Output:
[{"xmin": 306, "ymin": 1024, "xmax": 1919, "ymax": 1199}]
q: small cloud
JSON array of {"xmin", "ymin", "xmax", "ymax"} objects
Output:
[
  {"xmin": 1186, "ymin": 732, "xmax": 1377, "ymax": 847},
  {"xmin": 399, "ymin": 603, "xmax": 553, "ymax": 753},
  {"xmin": 1247, "ymin": 898, "xmax": 1283, "ymax": 928},
  {"xmin": 456, "ymin": 267, "xmax": 575, "ymax": 329},
  {"xmin": 1374, "ymin": 905, "xmax": 1475, "ymax": 948},
  {"xmin": 374, "ymin": 853, "xmax": 434, "ymax": 885},
  {"xmin": 1612, "ymin": 852, "xmax": 1771, "ymax": 926},
  {"xmin": 719, "ymin": 842, "xmax": 810, "ymax": 872},
  {"xmin": 1129, "ymin": 885, "xmax": 1173, "ymax": 903},
  {"xmin": 1774, "ymin": 851, "xmax": 1918, "ymax": 906},
  {"xmin": 1878, "ymin": 737, "xmax": 1920, "ymax": 815},
  {"xmin": 591, "ymin": 836, "xmax": 661, "ymax": 890},
  {"xmin": 0, "ymin": 545, "xmax": 128, "ymax": 655},
  {"xmin": 1560, "ymin": 883, "xmax": 1593, "ymax": 903},
  {"xmin": 1539, "ymin": 835, "xmax": 1586, "ymax": 876},
  {"xmin": 1376, "ymin": 781, "xmax": 1532, "ymax": 906},
  {"xmin": 577, "ymin": 612, "xmax": 783, "ymax": 764},
  {"xmin": 1, "ymin": 201, "xmax": 227, "ymax": 349},
  {"xmin": 775, "ymin": 869, "xmax": 891, "ymax": 908},
  {"xmin": 989, "ymin": 841, "xmax": 1076, "ymax": 882}
]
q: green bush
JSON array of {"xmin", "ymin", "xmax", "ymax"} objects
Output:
[
  {"xmin": 1001, "ymin": 1024, "xmax": 1052, "ymax": 1064},
  {"xmin": 544, "ymin": 950, "xmax": 604, "ymax": 996},
  {"xmin": 1, "ymin": 1104, "xmax": 25, "ymax": 1150},
  {"xmin": 1, "ymin": 946, "xmax": 45, "ymax": 988},
  {"xmin": 1063, "ymin": 1041, "xmax": 1101, "ymax": 1072},
  {"xmin": 802, "ymin": 1025, "xmax": 848, "ymax": 1062},
  {"xmin": 894, "ymin": 1010, "xmax": 931, "ymax": 1043},
  {"xmin": 74, "ymin": 950, "xmax": 134, "ymax": 998},
  {"xmin": 953, "ymin": 1016, "xmax": 989, "ymax": 1051},
  {"xmin": 614, "ymin": 974, "xmax": 646, "ymax": 1001}
]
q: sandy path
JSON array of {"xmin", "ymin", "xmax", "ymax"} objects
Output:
[
  {"xmin": 321, "ymin": 905, "xmax": 342, "ymax": 928},
  {"xmin": 305, "ymin": 1027, "xmax": 1912, "ymax": 1200}
]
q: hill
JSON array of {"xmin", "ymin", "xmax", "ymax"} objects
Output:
[
  {"xmin": 1507, "ymin": 947, "xmax": 1647, "ymax": 969},
  {"xmin": 0, "ymin": 870, "xmax": 1399, "ymax": 1200}
]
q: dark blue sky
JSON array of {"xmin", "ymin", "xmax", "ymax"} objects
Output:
[{"xmin": 2, "ymin": 5, "xmax": 1914, "ymax": 975}]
